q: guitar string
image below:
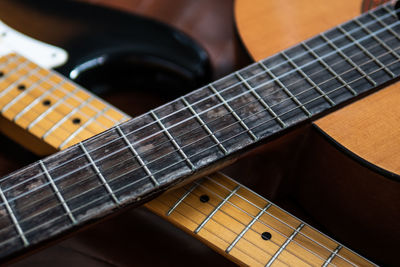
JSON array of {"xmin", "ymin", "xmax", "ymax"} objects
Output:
[
  {"xmin": 0, "ymin": 52, "xmax": 397, "ymax": 264},
  {"xmin": 0, "ymin": 3, "xmax": 396, "ymax": 248},
  {"xmin": 0, "ymin": 55, "xmax": 124, "ymax": 142},
  {"xmin": 2, "ymin": 26, "xmax": 399, "ymax": 213},
  {"xmin": 0, "ymin": 3, "xmax": 395, "ymax": 191}
]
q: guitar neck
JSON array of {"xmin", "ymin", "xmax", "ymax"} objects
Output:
[{"xmin": 1, "ymin": 2, "xmax": 398, "ymax": 262}]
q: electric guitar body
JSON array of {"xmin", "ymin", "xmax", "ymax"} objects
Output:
[{"xmin": 234, "ymin": 0, "xmax": 400, "ymax": 264}]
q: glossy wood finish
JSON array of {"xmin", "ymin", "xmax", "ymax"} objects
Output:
[{"xmin": 235, "ymin": 0, "xmax": 400, "ymax": 177}]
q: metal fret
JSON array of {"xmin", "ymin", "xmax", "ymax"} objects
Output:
[
  {"xmin": 282, "ymin": 49, "xmax": 337, "ymax": 105},
  {"xmin": 79, "ymin": 142, "xmax": 120, "ymax": 205},
  {"xmin": 58, "ymin": 106, "xmax": 110, "ymax": 149},
  {"xmin": 373, "ymin": 6, "xmax": 400, "ymax": 42},
  {"xmin": 320, "ymin": 32, "xmax": 377, "ymax": 86},
  {"xmin": 150, "ymin": 110, "xmax": 195, "ymax": 170},
  {"xmin": 243, "ymin": 65, "xmax": 286, "ymax": 128},
  {"xmin": 322, "ymin": 244, "xmax": 343, "ymax": 267},
  {"xmin": 209, "ymin": 83, "xmax": 258, "ymax": 141},
  {"xmin": 259, "ymin": 60, "xmax": 312, "ymax": 117},
  {"xmin": 225, "ymin": 203, "xmax": 272, "ymax": 253},
  {"xmin": 301, "ymin": 41, "xmax": 357, "ymax": 96},
  {"xmin": 1, "ymin": 72, "xmax": 52, "ymax": 113},
  {"xmin": 0, "ymin": 185, "xmax": 29, "ymax": 246},
  {"xmin": 181, "ymin": 96, "xmax": 228, "ymax": 155},
  {"xmin": 39, "ymin": 160, "xmax": 77, "ymax": 224},
  {"xmin": 14, "ymin": 80, "xmax": 66, "ymax": 121},
  {"xmin": 194, "ymin": 185, "xmax": 240, "ymax": 234},
  {"xmin": 337, "ymin": 24, "xmax": 395, "ymax": 78},
  {"xmin": 116, "ymin": 125, "xmax": 160, "ymax": 187},
  {"xmin": 0, "ymin": 62, "xmax": 38, "ymax": 100},
  {"xmin": 166, "ymin": 181, "xmax": 202, "ymax": 216},
  {"xmin": 42, "ymin": 96, "xmax": 95, "ymax": 139},
  {"xmin": 354, "ymin": 16, "xmax": 400, "ymax": 61},
  {"xmin": 265, "ymin": 223, "xmax": 305, "ymax": 267}
]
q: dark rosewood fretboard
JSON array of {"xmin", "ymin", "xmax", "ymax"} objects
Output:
[{"xmin": 1, "ymin": 3, "xmax": 400, "ymax": 260}]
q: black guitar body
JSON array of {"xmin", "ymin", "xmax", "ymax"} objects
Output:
[{"xmin": 0, "ymin": 0, "xmax": 211, "ymax": 99}]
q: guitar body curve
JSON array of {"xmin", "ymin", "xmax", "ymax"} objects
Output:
[
  {"xmin": 0, "ymin": 0, "xmax": 211, "ymax": 98},
  {"xmin": 235, "ymin": 0, "xmax": 400, "ymax": 264}
]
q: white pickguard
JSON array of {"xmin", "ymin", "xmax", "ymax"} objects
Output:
[{"xmin": 0, "ymin": 20, "xmax": 68, "ymax": 69}]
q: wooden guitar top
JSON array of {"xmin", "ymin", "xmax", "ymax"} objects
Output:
[{"xmin": 235, "ymin": 0, "xmax": 400, "ymax": 176}]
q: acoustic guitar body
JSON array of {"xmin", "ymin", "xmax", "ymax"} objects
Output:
[{"xmin": 235, "ymin": 0, "xmax": 400, "ymax": 265}]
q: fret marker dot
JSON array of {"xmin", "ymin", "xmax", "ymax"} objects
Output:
[
  {"xmin": 72, "ymin": 118, "xmax": 81, "ymax": 124},
  {"xmin": 261, "ymin": 232, "xmax": 272, "ymax": 240},
  {"xmin": 199, "ymin": 194, "xmax": 210, "ymax": 203},
  {"xmin": 42, "ymin": 99, "xmax": 51, "ymax": 106},
  {"xmin": 0, "ymin": 71, "xmax": 3, "ymax": 77},
  {"xmin": 17, "ymin": 84, "xmax": 26, "ymax": 90}
]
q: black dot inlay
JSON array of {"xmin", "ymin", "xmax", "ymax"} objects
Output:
[
  {"xmin": 199, "ymin": 194, "xmax": 210, "ymax": 203},
  {"xmin": 72, "ymin": 118, "xmax": 81, "ymax": 124},
  {"xmin": 42, "ymin": 99, "xmax": 51, "ymax": 106},
  {"xmin": 261, "ymin": 232, "xmax": 272, "ymax": 240},
  {"xmin": 17, "ymin": 84, "xmax": 26, "ymax": 90},
  {"xmin": 0, "ymin": 71, "xmax": 4, "ymax": 78}
]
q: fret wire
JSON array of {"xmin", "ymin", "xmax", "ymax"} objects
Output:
[
  {"xmin": 13, "ymin": 80, "xmax": 67, "ymax": 121},
  {"xmin": 235, "ymin": 70, "xmax": 286, "ymax": 128},
  {"xmin": 150, "ymin": 110, "xmax": 195, "ymax": 171},
  {"xmin": 194, "ymin": 185, "xmax": 240, "ymax": 234},
  {"xmin": 320, "ymin": 32, "xmax": 378, "ymax": 86},
  {"xmin": 265, "ymin": 223, "xmax": 305, "ymax": 267},
  {"xmin": 58, "ymin": 106, "xmax": 111, "ymax": 150},
  {"xmin": 0, "ymin": 53, "xmax": 18, "ymax": 68},
  {"xmin": 166, "ymin": 180, "xmax": 202, "ymax": 216},
  {"xmin": 208, "ymin": 83, "xmax": 258, "ymax": 141},
  {"xmin": 181, "ymin": 96, "xmax": 228, "ymax": 155},
  {"xmin": 301, "ymin": 41, "xmax": 357, "ymax": 96},
  {"xmin": 0, "ymin": 63, "xmax": 38, "ymax": 100},
  {"xmin": 354, "ymin": 16, "xmax": 400, "ymax": 62},
  {"xmin": 116, "ymin": 125, "xmax": 159, "ymax": 187},
  {"xmin": 259, "ymin": 60, "xmax": 312, "ymax": 117},
  {"xmin": 4, "ymin": 45, "xmax": 400, "ymax": 216},
  {"xmin": 225, "ymin": 203, "xmax": 272, "ymax": 253},
  {"xmin": 337, "ymin": 24, "xmax": 395, "ymax": 78},
  {"xmin": 373, "ymin": 6, "xmax": 400, "ymax": 42},
  {"xmin": 322, "ymin": 245, "xmax": 343, "ymax": 267},
  {"xmin": 39, "ymin": 160, "xmax": 77, "ymax": 224},
  {"xmin": 79, "ymin": 142, "xmax": 120, "ymax": 205},
  {"xmin": 281, "ymin": 49, "xmax": 337, "ymax": 105},
  {"xmin": 0, "ymin": 184, "xmax": 29, "ymax": 247},
  {"xmin": 42, "ymin": 96, "xmax": 95, "ymax": 139},
  {"xmin": 1, "ymin": 71, "xmax": 53, "ymax": 113},
  {"xmin": 202, "ymin": 176, "xmax": 364, "ymax": 265}
]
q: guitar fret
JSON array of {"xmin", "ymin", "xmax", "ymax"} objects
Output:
[
  {"xmin": 115, "ymin": 125, "xmax": 160, "ymax": 187},
  {"xmin": 337, "ymin": 24, "xmax": 395, "ymax": 78},
  {"xmin": 260, "ymin": 60, "xmax": 312, "ymax": 117},
  {"xmin": 354, "ymin": 16, "xmax": 400, "ymax": 61},
  {"xmin": 0, "ymin": 63, "xmax": 38, "ymax": 101},
  {"xmin": 194, "ymin": 185, "xmax": 240, "ymax": 234},
  {"xmin": 39, "ymin": 160, "xmax": 76, "ymax": 224},
  {"xmin": 181, "ymin": 96, "xmax": 228, "ymax": 155},
  {"xmin": 13, "ymin": 79, "xmax": 66, "ymax": 122},
  {"xmin": 209, "ymin": 83, "xmax": 258, "ymax": 141},
  {"xmin": 166, "ymin": 181, "xmax": 201, "ymax": 216},
  {"xmin": 320, "ymin": 32, "xmax": 377, "ymax": 87},
  {"xmin": 42, "ymin": 96, "xmax": 95, "ymax": 139},
  {"xmin": 225, "ymin": 203, "xmax": 272, "ymax": 253},
  {"xmin": 281, "ymin": 50, "xmax": 336, "ymax": 106},
  {"xmin": 1, "ymin": 71, "xmax": 52, "ymax": 113},
  {"xmin": 79, "ymin": 142, "xmax": 120, "ymax": 205},
  {"xmin": 150, "ymin": 110, "xmax": 195, "ymax": 171},
  {"xmin": 58, "ymin": 106, "xmax": 110, "ymax": 149},
  {"xmin": 301, "ymin": 41, "xmax": 357, "ymax": 96},
  {"xmin": 265, "ymin": 223, "xmax": 305, "ymax": 267},
  {"xmin": 322, "ymin": 244, "xmax": 343, "ymax": 267},
  {"xmin": 0, "ymin": 185, "xmax": 29, "ymax": 247}
]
